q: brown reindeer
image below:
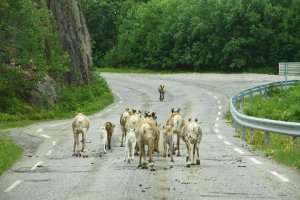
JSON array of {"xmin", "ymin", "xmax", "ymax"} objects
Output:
[
  {"xmin": 136, "ymin": 119, "xmax": 158, "ymax": 171},
  {"xmin": 158, "ymin": 85, "xmax": 165, "ymax": 101},
  {"xmin": 104, "ymin": 122, "xmax": 115, "ymax": 150}
]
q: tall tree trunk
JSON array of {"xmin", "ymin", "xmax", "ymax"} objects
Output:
[{"xmin": 49, "ymin": 0, "xmax": 93, "ymax": 86}]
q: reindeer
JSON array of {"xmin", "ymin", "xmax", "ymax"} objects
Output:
[
  {"xmin": 120, "ymin": 108, "xmax": 135, "ymax": 147},
  {"xmin": 162, "ymin": 125, "xmax": 174, "ymax": 162},
  {"xmin": 158, "ymin": 85, "xmax": 165, "ymax": 101},
  {"xmin": 166, "ymin": 108, "xmax": 185, "ymax": 156},
  {"xmin": 181, "ymin": 118, "xmax": 202, "ymax": 167},
  {"xmin": 72, "ymin": 113, "xmax": 90, "ymax": 157},
  {"xmin": 104, "ymin": 122, "xmax": 115, "ymax": 150},
  {"xmin": 136, "ymin": 119, "xmax": 159, "ymax": 171}
]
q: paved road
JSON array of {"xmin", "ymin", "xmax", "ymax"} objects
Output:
[{"xmin": 1, "ymin": 73, "xmax": 300, "ymax": 200}]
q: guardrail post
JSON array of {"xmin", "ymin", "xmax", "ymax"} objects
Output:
[
  {"xmin": 284, "ymin": 62, "xmax": 288, "ymax": 88},
  {"xmin": 265, "ymin": 131, "xmax": 270, "ymax": 146},
  {"xmin": 234, "ymin": 121, "xmax": 238, "ymax": 134},
  {"xmin": 292, "ymin": 136, "xmax": 297, "ymax": 149},
  {"xmin": 241, "ymin": 92, "xmax": 245, "ymax": 110},
  {"xmin": 250, "ymin": 89, "xmax": 253, "ymax": 104},
  {"xmin": 259, "ymin": 86, "xmax": 262, "ymax": 96},
  {"xmin": 250, "ymin": 128, "xmax": 254, "ymax": 140},
  {"xmin": 242, "ymin": 126, "xmax": 246, "ymax": 141},
  {"xmin": 264, "ymin": 86, "xmax": 268, "ymax": 97}
]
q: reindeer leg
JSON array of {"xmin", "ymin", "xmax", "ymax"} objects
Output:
[
  {"xmin": 73, "ymin": 130, "xmax": 76, "ymax": 156},
  {"xmin": 177, "ymin": 133, "xmax": 181, "ymax": 156},
  {"xmin": 170, "ymin": 142, "xmax": 174, "ymax": 162},
  {"xmin": 196, "ymin": 143, "xmax": 200, "ymax": 165},
  {"xmin": 191, "ymin": 144, "xmax": 196, "ymax": 165},
  {"xmin": 185, "ymin": 142, "xmax": 191, "ymax": 167},
  {"xmin": 82, "ymin": 130, "xmax": 88, "ymax": 158}
]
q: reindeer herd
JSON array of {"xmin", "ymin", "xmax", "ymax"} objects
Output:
[{"xmin": 72, "ymin": 86, "xmax": 202, "ymax": 171}]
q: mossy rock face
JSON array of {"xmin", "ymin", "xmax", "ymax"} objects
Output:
[{"xmin": 27, "ymin": 75, "xmax": 61, "ymax": 108}]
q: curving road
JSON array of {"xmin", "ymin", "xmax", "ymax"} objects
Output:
[{"xmin": 1, "ymin": 73, "xmax": 300, "ymax": 199}]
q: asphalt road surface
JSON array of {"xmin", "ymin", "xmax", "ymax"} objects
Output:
[{"xmin": 1, "ymin": 73, "xmax": 300, "ymax": 200}]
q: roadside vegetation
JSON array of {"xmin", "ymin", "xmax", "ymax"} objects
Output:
[
  {"xmin": 0, "ymin": 132, "xmax": 23, "ymax": 176},
  {"xmin": 0, "ymin": 73, "xmax": 113, "ymax": 130},
  {"xmin": 232, "ymin": 83, "xmax": 300, "ymax": 170}
]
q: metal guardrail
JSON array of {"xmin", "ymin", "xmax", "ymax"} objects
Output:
[{"xmin": 230, "ymin": 80, "xmax": 300, "ymax": 143}]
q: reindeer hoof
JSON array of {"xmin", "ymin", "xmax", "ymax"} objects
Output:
[
  {"xmin": 177, "ymin": 153, "xmax": 181, "ymax": 157},
  {"xmin": 150, "ymin": 168, "xmax": 156, "ymax": 171},
  {"xmin": 138, "ymin": 164, "xmax": 142, "ymax": 168},
  {"xmin": 167, "ymin": 153, "xmax": 170, "ymax": 157},
  {"xmin": 163, "ymin": 154, "xmax": 166, "ymax": 158},
  {"xmin": 186, "ymin": 164, "xmax": 191, "ymax": 168},
  {"xmin": 196, "ymin": 159, "xmax": 200, "ymax": 165},
  {"xmin": 191, "ymin": 163, "xmax": 196, "ymax": 165}
]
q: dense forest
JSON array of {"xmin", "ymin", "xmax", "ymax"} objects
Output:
[{"xmin": 80, "ymin": 0, "xmax": 300, "ymax": 72}]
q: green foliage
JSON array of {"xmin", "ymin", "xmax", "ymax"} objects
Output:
[
  {"xmin": 79, "ymin": 0, "xmax": 300, "ymax": 72},
  {"xmin": 0, "ymin": 0, "xmax": 72, "ymax": 113},
  {"xmin": 79, "ymin": 0, "xmax": 139, "ymax": 67},
  {"xmin": 0, "ymin": 133, "xmax": 23, "ymax": 175}
]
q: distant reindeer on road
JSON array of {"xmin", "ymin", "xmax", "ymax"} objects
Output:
[{"xmin": 158, "ymin": 85, "xmax": 165, "ymax": 101}]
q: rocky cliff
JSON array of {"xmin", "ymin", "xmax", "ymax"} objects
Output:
[{"xmin": 48, "ymin": 0, "xmax": 93, "ymax": 86}]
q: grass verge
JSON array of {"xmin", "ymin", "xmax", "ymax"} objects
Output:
[{"xmin": 0, "ymin": 132, "xmax": 23, "ymax": 176}]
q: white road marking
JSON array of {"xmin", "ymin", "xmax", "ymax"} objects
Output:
[
  {"xmin": 217, "ymin": 101, "xmax": 221, "ymax": 104},
  {"xmin": 95, "ymin": 113, "xmax": 103, "ymax": 116},
  {"xmin": 50, "ymin": 123, "xmax": 65, "ymax": 127},
  {"xmin": 215, "ymin": 123, "xmax": 218, "ymax": 127},
  {"xmin": 213, "ymin": 96, "xmax": 218, "ymax": 99},
  {"xmin": 216, "ymin": 117, "xmax": 219, "ymax": 121},
  {"xmin": 46, "ymin": 150, "xmax": 53, "ymax": 156},
  {"xmin": 37, "ymin": 129, "xmax": 43, "ymax": 133},
  {"xmin": 208, "ymin": 92, "xmax": 212, "ymax": 95},
  {"xmin": 217, "ymin": 135, "xmax": 223, "ymax": 139},
  {"xmin": 120, "ymin": 101, "xmax": 123, "ymax": 104},
  {"xmin": 249, "ymin": 157, "xmax": 263, "ymax": 165},
  {"xmin": 268, "ymin": 170, "xmax": 290, "ymax": 182},
  {"xmin": 41, "ymin": 134, "xmax": 51, "ymax": 139},
  {"xmin": 30, "ymin": 161, "xmax": 43, "ymax": 170},
  {"xmin": 219, "ymin": 106, "xmax": 222, "ymax": 110},
  {"xmin": 106, "ymin": 108, "xmax": 112, "ymax": 112},
  {"xmin": 218, "ymin": 112, "xmax": 221, "ymax": 116},
  {"xmin": 52, "ymin": 141, "xmax": 57, "ymax": 146},
  {"xmin": 215, "ymin": 129, "xmax": 220, "ymax": 133},
  {"xmin": 223, "ymin": 141, "xmax": 231, "ymax": 145},
  {"xmin": 4, "ymin": 180, "xmax": 23, "ymax": 193},
  {"xmin": 234, "ymin": 148, "xmax": 245, "ymax": 154},
  {"xmin": 115, "ymin": 104, "xmax": 119, "ymax": 108}
]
